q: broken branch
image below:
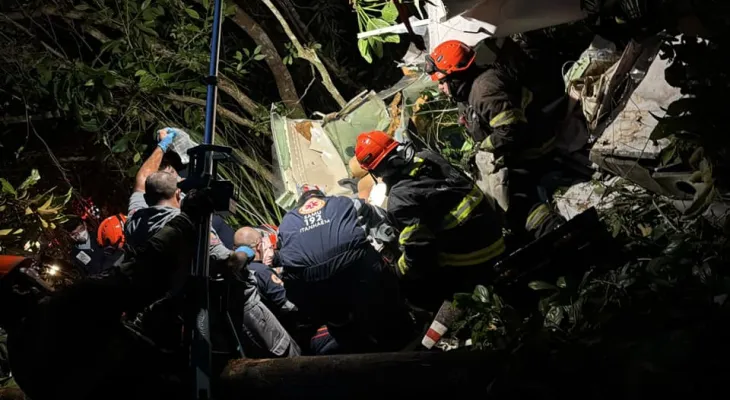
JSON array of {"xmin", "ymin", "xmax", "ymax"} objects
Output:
[{"xmin": 259, "ymin": 0, "xmax": 347, "ymax": 108}]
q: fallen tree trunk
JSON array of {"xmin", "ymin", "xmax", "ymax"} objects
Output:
[{"xmin": 219, "ymin": 350, "xmax": 505, "ymax": 398}]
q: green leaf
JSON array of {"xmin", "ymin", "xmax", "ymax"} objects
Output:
[
  {"xmin": 473, "ymin": 285, "xmax": 490, "ymax": 303},
  {"xmin": 1, "ymin": 178, "xmax": 16, "ymax": 196},
  {"xmin": 381, "ymin": 1, "xmax": 399, "ymax": 22},
  {"xmin": 37, "ymin": 195, "xmax": 53, "ymax": 211},
  {"xmin": 649, "ymin": 114, "xmax": 698, "ymax": 141},
  {"xmin": 528, "ymin": 281, "xmax": 559, "ymax": 291},
  {"xmin": 18, "ymin": 169, "xmax": 40, "ymax": 191},
  {"xmin": 358, "ymin": 39, "xmax": 372, "ymax": 63},
  {"xmin": 203, "ymin": 0, "xmax": 209, "ymax": 10},
  {"xmin": 84, "ymin": 79, "xmax": 95, "ymax": 87},
  {"xmin": 383, "ymin": 33, "xmax": 400, "ymax": 43},
  {"xmin": 254, "ymin": 45, "xmax": 262, "ymax": 54},
  {"xmin": 127, "ymin": 165, "xmax": 140, "ymax": 178},
  {"xmin": 367, "ymin": 17, "xmax": 391, "ymax": 31},
  {"xmin": 135, "ymin": 21, "xmax": 159, "ymax": 37},
  {"xmin": 75, "ymin": 3, "xmax": 91, "ymax": 11},
  {"xmin": 112, "ymin": 136, "xmax": 130, "ymax": 153},
  {"xmin": 103, "ymin": 73, "xmax": 117, "ymax": 88},
  {"xmin": 665, "ymin": 98, "xmax": 695, "ymax": 117},
  {"xmin": 556, "ymin": 276, "xmax": 567, "ymax": 288},
  {"xmin": 141, "ymin": 0, "xmax": 151, "ymax": 11},
  {"xmin": 61, "ymin": 187, "xmax": 73, "ymax": 205},
  {"xmin": 13, "ymin": 228, "xmax": 23, "ymax": 235},
  {"xmin": 234, "ymin": 51, "xmax": 243, "ymax": 61},
  {"xmin": 253, "ymin": 54, "xmax": 265, "ymax": 61},
  {"xmin": 186, "ymin": 8, "xmax": 200, "ymax": 19},
  {"xmin": 243, "ymin": 48, "xmax": 250, "ymax": 57},
  {"xmin": 0, "ymin": 229, "xmax": 12, "ymax": 236},
  {"xmin": 133, "ymin": 152, "xmax": 141, "ymax": 163},
  {"xmin": 142, "ymin": 7, "xmax": 159, "ymax": 21},
  {"xmin": 371, "ymin": 40, "xmax": 383, "ymax": 58}
]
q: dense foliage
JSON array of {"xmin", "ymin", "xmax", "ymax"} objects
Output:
[{"xmin": 0, "ymin": 0, "xmax": 407, "ymax": 256}]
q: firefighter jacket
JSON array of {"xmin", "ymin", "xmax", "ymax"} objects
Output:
[
  {"xmin": 277, "ymin": 195, "xmax": 388, "ymax": 282},
  {"xmin": 385, "ymin": 149, "xmax": 506, "ymax": 278},
  {"xmin": 459, "ymin": 64, "xmax": 559, "ymax": 163}
]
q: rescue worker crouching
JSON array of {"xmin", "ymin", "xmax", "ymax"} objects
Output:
[
  {"xmin": 234, "ymin": 227, "xmax": 339, "ymax": 355},
  {"xmin": 425, "ymin": 39, "xmax": 566, "ymax": 242},
  {"xmin": 95, "ymin": 214, "xmax": 127, "ymax": 274},
  {"xmin": 355, "ymin": 131, "xmax": 506, "ymax": 311},
  {"xmin": 277, "ymin": 184, "xmax": 415, "ymax": 353}
]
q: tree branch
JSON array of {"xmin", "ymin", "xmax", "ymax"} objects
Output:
[
  {"xmin": 228, "ymin": 1, "xmax": 305, "ymax": 117},
  {"xmin": 1, "ymin": 111, "xmax": 61, "ymax": 124},
  {"xmin": 12, "ymin": 6, "xmax": 273, "ymax": 125},
  {"xmin": 260, "ymin": 0, "xmax": 347, "ymax": 108},
  {"xmin": 273, "ymin": 0, "xmax": 364, "ymax": 93},
  {"xmin": 219, "ymin": 76, "xmax": 268, "ymax": 119},
  {"xmin": 80, "ymin": 23, "xmax": 268, "ymax": 127},
  {"xmin": 163, "ymin": 93, "xmax": 257, "ymax": 129}
]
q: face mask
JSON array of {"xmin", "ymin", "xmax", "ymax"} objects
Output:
[{"xmin": 72, "ymin": 229, "xmax": 89, "ymax": 243}]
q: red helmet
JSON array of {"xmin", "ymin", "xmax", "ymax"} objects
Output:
[
  {"xmin": 425, "ymin": 40, "xmax": 476, "ymax": 81},
  {"xmin": 97, "ymin": 214, "xmax": 127, "ymax": 249},
  {"xmin": 0, "ymin": 255, "xmax": 26, "ymax": 278},
  {"xmin": 355, "ymin": 131, "xmax": 400, "ymax": 171}
]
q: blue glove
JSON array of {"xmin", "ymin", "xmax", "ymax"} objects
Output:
[
  {"xmin": 157, "ymin": 127, "xmax": 179, "ymax": 152},
  {"xmin": 235, "ymin": 246, "xmax": 255, "ymax": 259}
]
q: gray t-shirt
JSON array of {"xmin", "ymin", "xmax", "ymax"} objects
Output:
[{"xmin": 126, "ymin": 191, "xmax": 232, "ymax": 260}]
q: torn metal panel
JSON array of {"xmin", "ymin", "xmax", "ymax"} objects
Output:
[
  {"xmin": 360, "ymin": 0, "xmax": 587, "ymax": 64},
  {"xmin": 554, "ymin": 177, "xmax": 624, "ymax": 221},
  {"xmin": 271, "ymin": 93, "xmax": 391, "ymax": 210},
  {"xmin": 321, "ymin": 92, "xmax": 391, "ymax": 164},
  {"xmin": 587, "ymin": 35, "xmax": 694, "ymax": 201},
  {"xmin": 396, "ymin": 74, "xmax": 438, "ymax": 142},
  {"xmin": 589, "ymin": 42, "xmax": 677, "ymax": 161}
]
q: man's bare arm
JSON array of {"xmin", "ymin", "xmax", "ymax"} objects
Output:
[{"xmin": 134, "ymin": 147, "xmax": 165, "ymax": 193}]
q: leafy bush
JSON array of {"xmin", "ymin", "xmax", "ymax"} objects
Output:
[{"xmin": 0, "ymin": 170, "xmax": 72, "ymax": 255}]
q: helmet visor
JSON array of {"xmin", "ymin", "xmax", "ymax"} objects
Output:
[{"xmin": 424, "ymin": 55, "xmax": 449, "ymax": 82}]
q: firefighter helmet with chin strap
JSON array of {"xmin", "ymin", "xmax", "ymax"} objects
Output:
[
  {"xmin": 355, "ymin": 131, "xmax": 400, "ymax": 171},
  {"xmin": 425, "ymin": 40, "xmax": 476, "ymax": 82}
]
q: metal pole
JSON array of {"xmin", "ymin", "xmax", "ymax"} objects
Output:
[{"xmin": 189, "ymin": 0, "xmax": 224, "ymax": 397}]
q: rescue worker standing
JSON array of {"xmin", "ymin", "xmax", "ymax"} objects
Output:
[
  {"xmin": 425, "ymin": 39, "xmax": 565, "ymax": 242},
  {"xmin": 355, "ymin": 131, "xmax": 505, "ymax": 311},
  {"xmin": 277, "ymin": 184, "xmax": 414, "ymax": 353}
]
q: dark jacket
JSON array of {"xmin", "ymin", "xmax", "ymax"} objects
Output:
[
  {"xmin": 277, "ymin": 196, "xmax": 386, "ymax": 282},
  {"xmin": 460, "ymin": 64, "xmax": 560, "ymax": 162},
  {"xmin": 71, "ymin": 237, "xmax": 104, "ymax": 276},
  {"xmin": 248, "ymin": 261, "xmax": 296, "ymax": 315},
  {"xmin": 385, "ymin": 149, "xmax": 505, "ymax": 278}
]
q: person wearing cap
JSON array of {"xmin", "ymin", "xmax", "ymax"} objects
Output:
[
  {"xmin": 276, "ymin": 184, "xmax": 414, "ymax": 353},
  {"xmin": 355, "ymin": 130, "xmax": 506, "ymax": 311},
  {"xmin": 425, "ymin": 39, "xmax": 566, "ymax": 242}
]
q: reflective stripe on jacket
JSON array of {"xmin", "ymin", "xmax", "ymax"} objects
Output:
[
  {"xmin": 461, "ymin": 66, "xmax": 558, "ymax": 161},
  {"xmin": 386, "ymin": 150, "xmax": 505, "ymax": 277}
]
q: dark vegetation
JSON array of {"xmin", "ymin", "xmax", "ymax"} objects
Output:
[{"xmin": 2, "ymin": 0, "xmax": 730, "ymax": 395}]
